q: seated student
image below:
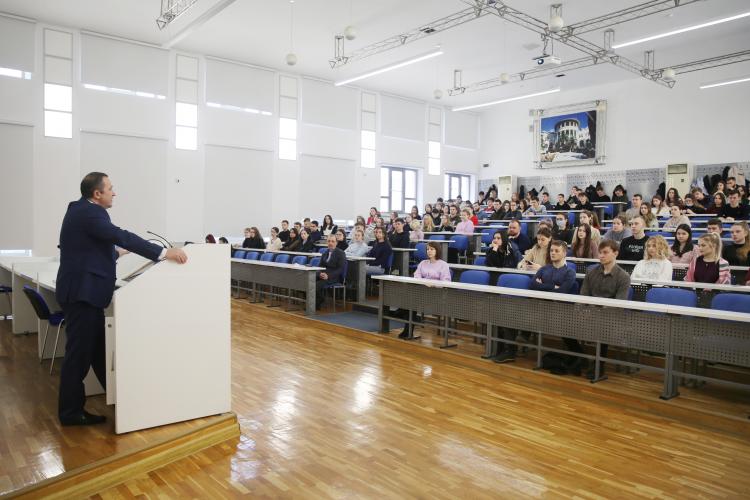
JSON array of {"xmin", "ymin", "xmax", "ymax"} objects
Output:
[
  {"xmin": 685, "ymin": 233, "xmax": 731, "ymax": 284},
  {"xmin": 720, "ymin": 190, "xmax": 750, "ymax": 221},
  {"xmin": 706, "ymin": 192, "xmax": 726, "ymax": 214},
  {"xmin": 495, "ymin": 240, "xmax": 574, "ymax": 365},
  {"xmin": 722, "ymin": 221, "xmax": 750, "ymax": 266},
  {"xmin": 320, "ymin": 214, "xmax": 338, "ymax": 236},
  {"xmin": 682, "ymin": 194, "xmax": 703, "ymax": 214},
  {"xmin": 503, "ymin": 200, "xmax": 523, "ymax": 220},
  {"xmin": 302, "ymin": 218, "xmax": 311, "ymax": 232},
  {"xmin": 409, "ymin": 220, "xmax": 424, "ymax": 242},
  {"xmin": 625, "ymin": 194, "xmax": 643, "ymax": 221},
  {"xmin": 436, "ymin": 214, "xmax": 454, "ymax": 232},
  {"xmin": 706, "ymin": 217, "xmax": 724, "ymax": 236},
  {"xmin": 662, "ymin": 205, "xmax": 691, "ymax": 230},
  {"xmin": 612, "ymin": 185, "xmax": 628, "ymax": 206},
  {"xmin": 388, "ymin": 218, "xmax": 410, "ymax": 248},
  {"xmin": 429, "ymin": 207, "xmax": 442, "ymax": 227},
  {"xmin": 540, "ymin": 192, "xmax": 553, "ymax": 210},
  {"xmin": 665, "ymin": 187, "xmax": 683, "ymax": 208},
  {"xmin": 366, "ymin": 207, "xmax": 379, "ymax": 225},
  {"xmin": 686, "ymin": 188, "xmax": 708, "ymax": 214},
  {"xmin": 218, "ymin": 236, "xmax": 229, "ymax": 244},
  {"xmin": 619, "ymin": 217, "xmax": 649, "ymax": 261},
  {"xmin": 669, "ymin": 224, "xmax": 698, "ymax": 264},
  {"xmin": 552, "ymin": 212, "xmax": 574, "ymax": 244},
  {"xmin": 507, "ymin": 219, "xmax": 531, "ymax": 254},
  {"xmin": 335, "ymin": 228, "xmax": 348, "ymax": 251},
  {"xmin": 455, "ymin": 208, "xmax": 475, "ymax": 235},
  {"xmin": 555, "ymin": 193, "xmax": 571, "ymax": 211},
  {"xmin": 366, "ymin": 227, "xmax": 393, "ymax": 275},
  {"xmin": 308, "ymin": 220, "xmax": 323, "ymax": 243},
  {"xmin": 315, "ymin": 235, "xmax": 347, "ymax": 310},
  {"xmin": 293, "ymin": 221, "xmax": 303, "ymax": 235},
  {"xmin": 242, "ymin": 227, "xmax": 265, "ymax": 249},
  {"xmin": 572, "ymin": 210, "xmax": 601, "ymax": 246},
  {"xmin": 631, "ymin": 235, "xmax": 673, "ymax": 282},
  {"xmin": 639, "ymin": 203, "xmax": 659, "ymax": 229},
  {"xmin": 205, "ymin": 234, "xmax": 216, "ymax": 243},
  {"xmin": 486, "ymin": 230, "xmax": 522, "ymax": 268},
  {"xmin": 518, "ymin": 227, "xmax": 552, "ymax": 271},
  {"xmin": 468, "ymin": 206, "xmax": 479, "ymax": 226},
  {"xmin": 299, "ymin": 228, "xmax": 316, "ymax": 253},
  {"xmin": 576, "ymin": 192, "xmax": 594, "ymax": 212},
  {"xmin": 566, "ymin": 186, "xmax": 580, "ymax": 207},
  {"xmin": 572, "ymin": 224, "xmax": 599, "ymax": 259},
  {"xmin": 282, "ymin": 228, "xmax": 301, "ymax": 251},
  {"xmin": 346, "ymin": 228, "xmax": 370, "ymax": 257},
  {"xmin": 448, "ymin": 205, "xmax": 461, "ymax": 227},
  {"xmin": 423, "ymin": 203, "xmax": 433, "ymax": 219},
  {"xmin": 278, "ymin": 220, "xmax": 291, "ymax": 243},
  {"xmin": 651, "ymin": 195, "xmax": 670, "ymax": 217},
  {"xmin": 578, "ymin": 240, "xmax": 631, "ymax": 379},
  {"xmin": 412, "ymin": 241, "xmax": 450, "ymax": 280},
  {"xmin": 266, "ymin": 227, "xmax": 283, "ymax": 251},
  {"xmin": 602, "ymin": 214, "xmax": 632, "ymax": 243},
  {"xmin": 386, "ymin": 211, "xmax": 399, "ymax": 234},
  {"xmin": 595, "ymin": 185, "xmax": 611, "ymax": 203},
  {"xmin": 422, "ymin": 214, "xmax": 435, "ymax": 233},
  {"xmin": 490, "ymin": 200, "xmax": 507, "ymax": 220},
  {"xmin": 410, "ymin": 205, "xmax": 422, "ymax": 221},
  {"xmin": 524, "ymin": 197, "xmax": 547, "ymax": 216}
]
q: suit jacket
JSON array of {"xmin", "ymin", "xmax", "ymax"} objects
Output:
[
  {"xmin": 319, "ymin": 248, "xmax": 346, "ymax": 282},
  {"xmin": 56, "ymin": 198, "xmax": 163, "ymax": 308}
]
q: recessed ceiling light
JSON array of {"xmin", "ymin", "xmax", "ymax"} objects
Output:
[
  {"xmin": 334, "ymin": 49, "xmax": 444, "ymax": 86},
  {"xmin": 699, "ymin": 76, "xmax": 750, "ymax": 89}
]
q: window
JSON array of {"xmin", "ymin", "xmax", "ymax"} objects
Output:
[
  {"xmin": 380, "ymin": 166, "xmax": 417, "ymax": 213},
  {"xmin": 428, "ymin": 140, "xmax": 440, "ymax": 175},
  {"xmin": 278, "ymin": 118, "xmax": 297, "ymax": 160},
  {"xmin": 44, "ymin": 83, "xmax": 72, "ymax": 138},
  {"xmin": 445, "ymin": 173, "xmax": 472, "ymax": 201},
  {"xmin": 175, "ymin": 102, "xmax": 198, "ymax": 150}
]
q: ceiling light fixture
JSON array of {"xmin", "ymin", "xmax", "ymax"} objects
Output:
[
  {"xmin": 334, "ymin": 49, "xmax": 443, "ymax": 86},
  {"xmin": 699, "ymin": 76, "xmax": 750, "ymax": 89},
  {"xmin": 612, "ymin": 11, "xmax": 750, "ymax": 49},
  {"xmin": 452, "ymin": 88, "xmax": 560, "ymax": 112}
]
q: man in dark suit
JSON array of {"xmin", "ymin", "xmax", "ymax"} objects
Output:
[
  {"xmin": 315, "ymin": 234, "xmax": 346, "ymax": 310},
  {"xmin": 56, "ymin": 172, "xmax": 187, "ymax": 426}
]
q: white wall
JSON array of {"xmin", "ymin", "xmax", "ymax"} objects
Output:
[
  {"xmin": 479, "ymin": 72, "xmax": 750, "ymax": 181},
  {"xmin": 0, "ymin": 15, "xmax": 480, "ymax": 253}
]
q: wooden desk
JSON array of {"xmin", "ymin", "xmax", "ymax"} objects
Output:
[{"xmin": 231, "ymin": 258, "xmax": 324, "ymax": 315}]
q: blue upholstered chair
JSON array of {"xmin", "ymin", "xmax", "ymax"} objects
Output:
[
  {"xmin": 474, "ymin": 256, "xmax": 486, "ymax": 266},
  {"xmin": 233, "ymin": 250, "xmax": 246, "ymax": 259},
  {"xmin": 260, "ymin": 253, "xmax": 275, "ymax": 262},
  {"xmin": 291, "ymin": 256, "xmax": 308, "ymax": 265},
  {"xmin": 645, "ymin": 287, "xmax": 698, "ymax": 308},
  {"xmin": 22, "ymin": 285, "xmax": 65, "ymax": 374},
  {"xmin": 460, "ymin": 270, "xmax": 490, "ymax": 286},
  {"xmin": 711, "ymin": 293, "xmax": 750, "ymax": 314},
  {"xmin": 496, "ymin": 274, "xmax": 531, "ymax": 289},
  {"xmin": 274, "ymin": 254, "xmax": 291, "ymax": 264},
  {"xmin": 244, "ymin": 251, "xmax": 260, "ymax": 260}
]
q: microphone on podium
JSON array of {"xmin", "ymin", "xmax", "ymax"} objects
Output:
[{"xmin": 146, "ymin": 231, "xmax": 173, "ymax": 248}]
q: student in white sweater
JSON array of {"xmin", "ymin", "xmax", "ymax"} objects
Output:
[{"xmin": 631, "ymin": 235, "xmax": 673, "ymax": 283}]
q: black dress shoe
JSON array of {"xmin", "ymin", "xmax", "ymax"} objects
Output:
[{"xmin": 60, "ymin": 411, "xmax": 106, "ymax": 426}]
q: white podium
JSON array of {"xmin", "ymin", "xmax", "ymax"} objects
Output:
[{"xmin": 106, "ymin": 244, "xmax": 231, "ymax": 434}]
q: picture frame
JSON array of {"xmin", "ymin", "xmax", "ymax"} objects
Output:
[{"xmin": 532, "ymin": 100, "xmax": 607, "ymax": 169}]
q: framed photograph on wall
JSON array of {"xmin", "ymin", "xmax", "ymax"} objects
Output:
[{"xmin": 532, "ymin": 100, "xmax": 607, "ymax": 169}]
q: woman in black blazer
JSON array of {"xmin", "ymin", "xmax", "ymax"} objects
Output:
[{"xmin": 299, "ymin": 229, "xmax": 316, "ymax": 253}]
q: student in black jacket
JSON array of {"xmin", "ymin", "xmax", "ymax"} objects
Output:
[
  {"xmin": 308, "ymin": 221, "xmax": 323, "ymax": 243},
  {"xmin": 299, "ymin": 229, "xmax": 316, "ymax": 253},
  {"xmin": 485, "ymin": 230, "xmax": 522, "ymax": 268},
  {"xmin": 555, "ymin": 194, "xmax": 571, "ymax": 211},
  {"xmin": 388, "ymin": 218, "xmax": 410, "ymax": 248},
  {"xmin": 242, "ymin": 227, "xmax": 265, "ymax": 249},
  {"xmin": 278, "ymin": 220, "xmax": 291, "ymax": 242}
]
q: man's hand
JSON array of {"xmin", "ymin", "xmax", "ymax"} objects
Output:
[
  {"xmin": 320, "ymin": 272, "xmax": 328, "ymax": 281},
  {"xmin": 165, "ymin": 248, "xmax": 188, "ymax": 264}
]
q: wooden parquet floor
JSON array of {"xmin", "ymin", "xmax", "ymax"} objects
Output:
[
  {"xmin": 0, "ymin": 319, "xmax": 227, "ymax": 496},
  {"xmin": 90, "ymin": 300, "xmax": 750, "ymax": 499}
]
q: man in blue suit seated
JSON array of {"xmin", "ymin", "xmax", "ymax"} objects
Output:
[
  {"xmin": 315, "ymin": 234, "xmax": 346, "ymax": 310},
  {"xmin": 56, "ymin": 172, "xmax": 188, "ymax": 426}
]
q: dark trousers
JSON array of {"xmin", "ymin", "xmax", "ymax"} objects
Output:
[
  {"xmin": 58, "ymin": 301, "xmax": 106, "ymax": 420},
  {"xmin": 315, "ymin": 278, "xmax": 336, "ymax": 307}
]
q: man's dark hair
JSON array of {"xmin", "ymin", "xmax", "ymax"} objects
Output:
[
  {"xmin": 727, "ymin": 189, "xmax": 739, "ymax": 197},
  {"xmin": 633, "ymin": 193, "xmax": 642, "ymax": 199},
  {"xmin": 303, "ymin": 217, "xmax": 310, "ymax": 222},
  {"xmin": 707, "ymin": 217, "xmax": 723, "ymax": 227},
  {"xmin": 598, "ymin": 239, "xmax": 620, "ymax": 253},
  {"xmin": 728, "ymin": 176, "xmax": 736, "ymax": 182},
  {"xmin": 395, "ymin": 218, "xmax": 405, "ymax": 224},
  {"xmin": 311, "ymin": 220, "xmax": 319, "ymax": 227},
  {"xmin": 437, "ymin": 197, "xmax": 444, "ymax": 203},
  {"xmin": 81, "ymin": 172, "xmax": 108, "ymax": 198},
  {"xmin": 282, "ymin": 219, "xmax": 289, "ymax": 224},
  {"xmin": 550, "ymin": 239, "xmax": 568, "ymax": 250}
]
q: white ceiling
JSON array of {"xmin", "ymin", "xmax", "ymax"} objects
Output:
[{"xmin": 1, "ymin": 0, "xmax": 748, "ymax": 107}]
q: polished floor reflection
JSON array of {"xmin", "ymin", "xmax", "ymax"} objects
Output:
[{"xmin": 92, "ymin": 302, "xmax": 750, "ymax": 499}]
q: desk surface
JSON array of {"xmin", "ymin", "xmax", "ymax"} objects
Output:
[
  {"xmin": 231, "ymin": 258, "xmax": 324, "ymax": 271},
  {"xmin": 373, "ymin": 275, "xmax": 750, "ymax": 323}
]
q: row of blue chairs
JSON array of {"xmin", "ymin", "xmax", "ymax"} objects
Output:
[
  {"xmin": 454, "ymin": 269, "xmax": 750, "ymax": 312},
  {"xmin": 233, "ymin": 250, "xmax": 321, "ymax": 267}
]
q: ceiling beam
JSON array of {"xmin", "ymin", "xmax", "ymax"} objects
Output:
[{"xmin": 162, "ymin": 0, "xmax": 238, "ymax": 49}]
